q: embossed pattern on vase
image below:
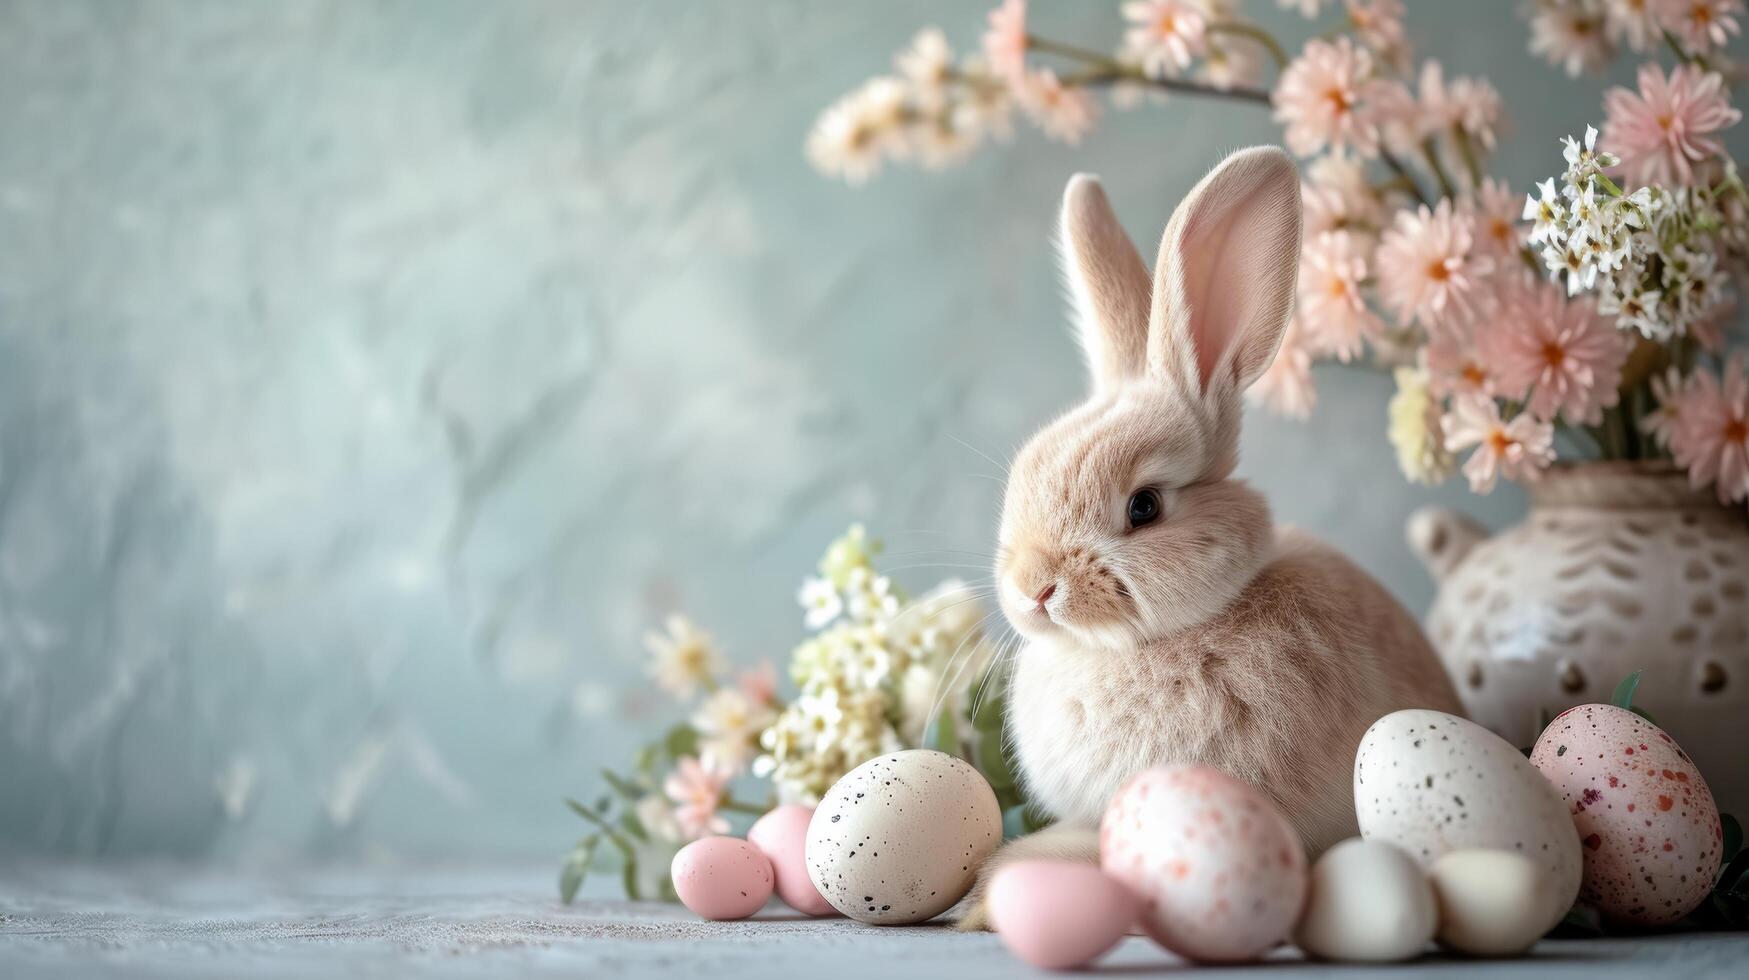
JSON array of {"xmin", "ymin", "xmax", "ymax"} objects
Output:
[{"xmin": 1419, "ymin": 464, "xmax": 1749, "ymax": 816}]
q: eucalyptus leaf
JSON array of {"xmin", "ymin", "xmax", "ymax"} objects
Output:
[
  {"xmin": 621, "ymin": 808, "xmax": 649, "ymax": 842},
  {"xmin": 1001, "ymin": 804, "xmax": 1029, "ymax": 841},
  {"xmin": 1610, "ymin": 670, "xmax": 1642, "ymax": 711},
  {"xmin": 1629, "ymin": 705, "xmax": 1659, "ymax": 725}
]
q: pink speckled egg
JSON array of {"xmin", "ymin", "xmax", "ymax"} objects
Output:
[
  {"xmin": 1530, "ymin": 704, "xmax": 1723, "ymax": 925},
  {"xmin": 671, "ymin": 836, "xmax": 774, "ymax": 920},
  {"xmin": 747, "ymin": 804, "xmax": 836, "ymax": 916},
  {"xmin": 1100, "ymin": 765, "xmax": 1307, "ymax": 963},
  {"xmin": 988, "ymin": 861, "xmax": 1139, "ymax": 970}
]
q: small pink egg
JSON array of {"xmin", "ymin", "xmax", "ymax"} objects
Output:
[
  {"xmin": 989, "ymin": 861, "xmax": 1139, "ymax": 970},
  {"xmin": 747, "ymin": 804, "xmax": 836, "ymax": 916},
  {"xmin": 671, "ymin": 836, "xmax": 774, "ymax": 920},
  {"xmin": 1101, "ymin": 765, "xmax": 1307, "ymax": 963}
]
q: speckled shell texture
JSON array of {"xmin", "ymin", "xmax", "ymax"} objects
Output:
[
  {"xmin": 1413, "ymin": 463, "xmax": 1749, "ymax": 817},
  {"xmin": 804, "ymin": 750, "xmax": 1000, "ymax": 925},
  {"xmin": 1100, "ymin": 765, "xmax": 1307, "ymax": 963},
  {"xmin": 1354, "ymin": 709, "xmax": 1581, "ymax": 936},
  {"xmin": 1530, "ymin": 704, "xmax": 1724, "ymax": 925}
]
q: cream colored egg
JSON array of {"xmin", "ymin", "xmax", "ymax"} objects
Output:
[
  {"xmin": 1530, "ymin": 703, "xmax": 1723, "ymax": 926},
  {"xmin": 1429, "ymin": 849, "xmax": 1562, "ymax": 957},
  {"xmin": 1354, "ymin": 709, "xmax": 1580, "ymax": 938},
  {"xmin": 1293, "ymin": 838, "xmax": 1435, "ymax": 963},
  {"xmin": 805, "ymin": 749, "xmax": 1001, "ymax": 924}
]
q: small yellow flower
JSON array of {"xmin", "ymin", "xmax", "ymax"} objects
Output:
[{"xmin": 1389, "ymin": 365, "xmax": 1456, "ymax": 485}]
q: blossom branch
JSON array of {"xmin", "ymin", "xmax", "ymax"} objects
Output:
[
  {"xmin": 1207, "ymin": 21, "xmax": 1289, "ymax": 69},
  {"xmin": 1027, "ymin": 34, "xmax": 1272, "ymax": 104}
]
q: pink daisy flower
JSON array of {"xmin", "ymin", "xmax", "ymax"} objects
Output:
[
  {"xmin": 1297, "ymin": 230, "xmax": 1383, "ymax": 361},
  {"xmin": 1602, "ymin": 63, "xmax": 1742, "ymax": 187},
  {"xmin": 1347, "ymin": 0, "xmax": 1408, "ymax": 56},
  {"xmin": 1606, "ymin": 0, "xmax": 1663, "ymax": 51},
  {"xmin": 737, "ymin": 660, "xmax": 779, "ymax": 707},
  {"xmin": 1121, "ymin": 0, "xmax": 1208, "ymax": 78},
  {"xmin": 1465, "ymin": 178, "xmax": 1526, "ymax": 261},
  {"xmin": 664, "ymin": 755, "xmax": 732, "ymax": 840},
  {"xmin": 1670, "ymin": 354, "xmax": 1749, "ymax": 504},
  {"xmin": 1451, "ymin": 74, "xmax": 1503, "ymax": 150},
  {"xmin": 1302, "ymin": 155, "xmax": 1386, "ymax": 238},
  {"xmin": 983, "ymin": 0, "xmax": 1029, "ymax": 83},
  {"xmin": 1442, "ymin": 394, "xmax": 1557, "ymax": 494},
  {"xmin": 1658, "ymin": 0, "xmax": 1744, "ymax": 53},
  {"xmin": 1641, "ymin": 365, "xmax": 1699, "ymax": 449},
  {"xmin": 1272, "ymin": 37, "xmax": 1392, "ymax": 157},
  {"xmin": 1249, "ymin": 315, "xmax": 1318, "ymax": 419},
  {"xmin": 1017, "ymin": 68, "xmax": 1098, "ymax": 144},
  {"xmin": 1426, "ymin": 323, "xmax": 1497, "ymax": 399},
  {"xmin": 1529, "ymin": 3, "xmax": 1612, "ymax": 77},
  {"xmin": 1483, "ymin": 282, "xmax": 1630, "ymax": 426},
  {"xmin": 1376, "ymin": 200, "xmax": 1494, "ymax": 332}
]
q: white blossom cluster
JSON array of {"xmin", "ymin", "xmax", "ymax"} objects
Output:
[
  {"xmin": 754, "ymin": 526, "xmax": 997, "ymax": 804},
  {"xmin": 1524, "ymin": 126, "xmax": 1741, "ymax": 339}
]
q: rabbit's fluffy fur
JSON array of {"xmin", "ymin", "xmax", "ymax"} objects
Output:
[{"xmin": 957, "ymin": 148, "xmax": 1462, "ymax": 930}]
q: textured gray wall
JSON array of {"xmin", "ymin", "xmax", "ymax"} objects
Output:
[{"xmin": 0, "ymin": 1, "xmax": 1731, "ymax": 861}]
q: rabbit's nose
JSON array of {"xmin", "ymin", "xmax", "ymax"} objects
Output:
[{"xmin": 1033, "ymin": 583, "xmax": 1057, "ymax": 608}]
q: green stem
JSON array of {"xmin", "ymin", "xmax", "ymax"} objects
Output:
[
  {"xmin": 1662, "ymin": 28, "xmax": 1709, "ymax": 69},
  {"xmin": 1421, "ymin": 138, "xmax": 1457, "ymax": 200},
  {"xmin": 1452, "ymin": 127, "xmax": 1483, "ymax": 190},
  {"xmin": 1378, "ymin": 147, "xmax": 1430, "ymax": 207},
  {"xmin": 1207, "ymin": 21, "xmax": 1289, "ymax": 69},
  {"xmin": 719, "ymin": 796, "xmax": 768, "ymax": 815},
  {"xmin": 565, "ymin": 798, "xmax": 635, "ymax": 855}
]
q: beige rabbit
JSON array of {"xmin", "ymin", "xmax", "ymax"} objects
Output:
[{"xmin": 958, "ymin": 147, "xmax": 1463, "ymax": 929}]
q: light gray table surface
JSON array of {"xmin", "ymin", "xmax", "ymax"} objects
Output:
[{"xmin": 1, "ymin": 861, "xmax": 1746, "ymax": 978}]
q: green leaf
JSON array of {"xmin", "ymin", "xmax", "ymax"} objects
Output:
[
  {"xmin": 1721, "ymin": 813, "xmax": 1743, "ymax": 869},
  {"xmin": 923, "ymin": 709, "xmax": 959, "ymax": 758},
  {"xmin": 622, "ymin": 857, "xmax": 644, "ymax": 901},
  {"xmin": 664, "ymin": 723, "xmax": 700, "ymax": 761},
  {"xmin": 1629, "ymin": 706, "xmax": 1659, "ymax": 725},
  {"xmin": 975, "ymin": 729, "xmax": 1015, "ymax": 790},
  {"xmin": 1610, "ymin": 670, "xmax": 1643, "ymax": 711},
  {"xmin": 1001, "ymin": 804, "xmax": 1029, "ymax": 841},
  {"xmin": 601, "ymin": 768, "xmax": 645, "ymax": 802},
  {"xmin": 621, "ymin": 808, "xmax": 648, "ymax": 842},
  {"xmin": 559, "ymin": 836, "xmax": 598, "ymax": 904},
  {"xmin": 971, "ymin": 672, "xmax": 1007, "ymax": 732},
  {"xmin": 1558, "ymin": 904, "xmax": 1604, "ymax": 936}
]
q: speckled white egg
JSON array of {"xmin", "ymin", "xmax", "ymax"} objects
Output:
[
  {"xmin": 1530, "ymin": 703, "xmax": 1723, "ymax": 926},
  {"xmin": 1101, "ymin": 765, "xmax": 1307, "ymax": 963},
  {"xmin": 1353, "ymin": 709, "xmax": 1580, "ymax": 939},
  {"xmin": 805, "ymin": 749, "xmax": 1001, "ymax": 924}
]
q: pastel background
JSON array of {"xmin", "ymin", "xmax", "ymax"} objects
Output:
[{"xmin": 0, "ymin": 0, "xmax": 1733, "ymax": 863}]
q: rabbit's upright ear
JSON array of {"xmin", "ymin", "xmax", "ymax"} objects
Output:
[
  {"xmin": 1146, "ymin": 147, "xmax": 1301, "ymax": 400},
  {"xmin": 1059, "ymin": 174, "xmax": 1152, "ymax": 394}
]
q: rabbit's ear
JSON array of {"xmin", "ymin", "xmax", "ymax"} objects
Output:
[
  {"xmin": 1059, "ymin": 174, "xmax": 1152, "ymax": 393},
  {"xmin": 1147, "ymin": 147, "xmax": 1301, "ymax": 399}
]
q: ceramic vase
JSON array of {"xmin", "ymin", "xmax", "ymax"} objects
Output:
[{"xmin": 1408, "ymin": 461, "xmax": 1749, "ymax": 816}]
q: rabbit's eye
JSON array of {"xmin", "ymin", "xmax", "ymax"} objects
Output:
[{"xmin": 1127, "ymin": 488, "xmax": 1162, "ymax": 528}]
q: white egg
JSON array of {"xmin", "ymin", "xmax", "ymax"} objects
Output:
[
  {"xmin": 1293, "ymin": 838, "xmax": 1435, "ymax": 963},
  {"xmin": 1353, "ymin": 709, "xmax": 1580, "ymax": 939},
  {"xmin": 805, "ymin": 749, "xmax": 1001, "ymax": 925},
  {"xmin": 1429, "ymin": 849, "xmax": 1563, "ymax": 957}
]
